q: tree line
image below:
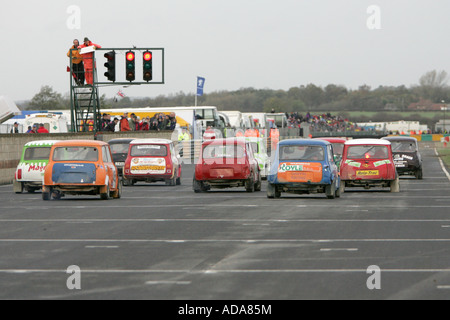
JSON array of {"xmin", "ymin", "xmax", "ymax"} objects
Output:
[{"xmin": 19, "ymin": 70, "xmax": 450, "ymax": 125}]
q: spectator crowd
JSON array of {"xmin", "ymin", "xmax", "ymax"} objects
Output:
[
  {"xmin": 101, "ymin": 112, "xmax": 177, "ymax": 132},
  {"xmin": 285, "ymin": 112, "xmax": 359, "ymax": 133}
]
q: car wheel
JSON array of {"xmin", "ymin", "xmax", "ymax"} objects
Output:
[
  {"xmin": 335, "ymin": 180, "xmax": 341, "ymax": 198},
  {"xmin": 340, "ymin": 181, "xmax": 346, "ymax": 194},
  {"xmin": 166, "ymin": 176, "xmax": 176, "ymax": 186},
  {"xmin": 193, "ymin": 179, "xmax": 203, "ymax": 193},
  {"xmin": 42, "ymin": 191, "xmax": 51, "ymax": 201},
  {"xmin": 326, "ymin": 183, "xmax": 336, "ymax": 199},
  {"xmin": 254, "ymin": 172, "xmax": 262, "ymax": 192},
  {"xmin": 245, "ymin": 177, "xmax": 255, "ymax": 193},
  {"xmin": 113, "ymin": 180, "xmax": 122, "ymax": 199},
  {"xmin": 13, "ymin": 180, "xmax": 23, "ymax": 194},
  {"xmin": 267, "ymin": 183, "xmax": 281, "ymax": 199},
  {"xmin": 122, "ymin": 178, "xmax": 131, "ymax": 187},
  {"xmin": 415, "ymin": 168, "xmax": 423, "ymax": 180},
  {"xmin": 390, "ymin": 177, "xmax": 400, "ymax": 193},
  {"xmin": 100, "ymin": 185, "xmax": 111, "ymax": 200}
]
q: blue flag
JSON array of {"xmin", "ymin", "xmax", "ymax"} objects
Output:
[{"xmin": 197, "ymin": 77, "xmax": 206, "ymax": 96}]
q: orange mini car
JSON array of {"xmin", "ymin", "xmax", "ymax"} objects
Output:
[{"xmin": 42, "ymin": 140, "xmax": 121, "ymax": 200}]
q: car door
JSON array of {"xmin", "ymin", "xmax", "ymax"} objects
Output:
[
  {"xmin": 246, "ymin": 142, "xmax": 258, "ymax": 181},
  {"xmin": 327, "ymin": 145, "xmax": 338, "ymax": 182},
  {"xmin": 103, "ymin": 146, "xmax": 117, "ymax": 190}
]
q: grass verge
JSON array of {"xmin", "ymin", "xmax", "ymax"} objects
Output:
[{"xmin": 437, "ymin": 148, "xmax": 450, "ymax": 169}]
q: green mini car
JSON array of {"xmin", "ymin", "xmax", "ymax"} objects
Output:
[
  {"xmin": 13, "ymin": 140, "xmax": 59, "ymax": 193},
  {"xmin": 243, "ymin": 137, "xmax": 271, "ymax": 180}
]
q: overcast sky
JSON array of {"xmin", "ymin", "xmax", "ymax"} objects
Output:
[{"xmin": 1, "ymin": 0, "xmax": 449, "ymax": 102}]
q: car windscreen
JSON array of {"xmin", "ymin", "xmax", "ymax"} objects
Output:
[
  {"xmin": 331, "ymin": 143, "xmax": 344, "ymax": 156},
  {"xmin": 130, "ymin": 145, "xmax": 167, "ymax": 157},
  {"xmin": 53, "ymin": 147, "xmax": 99, "ymax": 161},
  {"xmin": 390, "ymin": 141, "xmax": 417, "ymax": 153},
  {"xmin": 347, "ymin": 145, "xmax": 389, "ymax": 160},
  {"xmin": 203, "ymin": 144, "xmax": 245, "ymax": 159},
  {"xmin": 280, "ymin": 145, "xmax": 324, "ymax": 161},
  {"xmin": 110, "ymin": 143, "xmax": 130, "ymax": 155},
  {"xmin": 24, "ymin": 147, "xmax": 52, "ymax": 161}
]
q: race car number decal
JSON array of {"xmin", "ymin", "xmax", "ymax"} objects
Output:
[{"xmin": 356, "ymin": 170, "xmax": 379, "ymax": 176}]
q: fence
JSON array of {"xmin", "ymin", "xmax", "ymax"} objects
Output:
[{"xmin": 0, "ymin": 124, "xmax": 24, "ymax": 134}]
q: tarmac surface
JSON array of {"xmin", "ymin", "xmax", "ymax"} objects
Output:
[{"xmin": 0, "ymin": 143, "xmax": 450, "ymax": 300}]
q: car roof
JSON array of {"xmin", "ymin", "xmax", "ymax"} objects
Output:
[
  {"xmin": 236, "ymin": 137, "xmax": 263, "ymax": 143},
  {"xmin": 279, "ymin": 139, "xmax": 330, "ymax": 146},
  {"xmin": 25, "ymin": 140, "xmax": 60, "ymax": 147},
  {"xmin": 130, "ymin": 139, "xmax": 173, "ymax": 145},
  {"xmin": 382, "ymin": 136, "xmax": 418, "ymax": 142},
  {"xmin": 53, "ymin": 140, "xmax": 108, "ymax": 147},
  {"xmin": 203, "ymin": 138, "xmax": 247, "ymax": 146},
  {"xmin": 345, "ymin": 139, "xmax": 391, "ymax": 146},
  {"xmin": 313, "ymin": 138, "xmax": 347, "ymax": 143},
  {"xmin": 108, "ymin": 138, "xmax": 138, "ymax": 144}
]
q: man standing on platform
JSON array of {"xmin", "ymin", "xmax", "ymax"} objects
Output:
[{"xmin": 77, "ymin": 37, "xmax": 102, "ymax": 85}]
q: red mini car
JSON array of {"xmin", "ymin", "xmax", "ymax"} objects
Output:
[
  {"xmin": 123, "ymin": 139, "xmax": 182, "ymax": 186},
  {"xmin": 340, "ymin": 139, "xmax": 399, "ymax": 192},
  {"xmin": 314, "ymin": 137, "xmax": 346, "ymax": 167},
  {"xmin": 193, "ymin": 138, "xmax": 261, "ymax": 192}
]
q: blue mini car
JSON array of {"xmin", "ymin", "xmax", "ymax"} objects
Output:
[{"xmin": 267, "ymin": 139, "xmax": 341, "ymax": 199}]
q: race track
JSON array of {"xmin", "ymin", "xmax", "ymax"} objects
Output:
[{"xmin": 0, "ymin": 143, "xmax": 450, "ymax": 299}]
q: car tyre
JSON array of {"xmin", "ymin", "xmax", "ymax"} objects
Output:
[
  {"xmin": 122, "ymin": 178, "xmax": 131, "ymax": 187},
  {"xmin": 113, "ymin": 180, "xmax": 122, "ymax": 199},
  {"xmin": 193, "ymin": 179, "xmax": 203, "ymax": 193},
  {"xmin": 390, "ymin": 176, "xmax": 400, "ymax": 193},
  {"xmin": 245, "ymin": 177, "xmax": 255, "ymax": 193},
  {"xmin": 326, "ymin": 183, "xmax": 336, "ymax": 199},
  {"xmin": 335, "ymin": 181, "xmax": 341, "ymax": 198},
  {"xmin": 267, "ymin": 183, "xmax": 281, "ymax": 199},
  {"xmin": 101, "ymin": 185, "xmax": 111, "ymax": 200},
  {"xmin": 42, "ymin": 191, "xmax": 51, "ymax": 201},
  {"xmin": 13, "ymin": 180, "xmax": 23, "ymax": 194},
  {"xmin": 415, "ymin": 168, "xmax": 423, "ymax": 180},
  {"xmin": 254, "ymin": 172, "xmax": 262, "ymax": 192}
]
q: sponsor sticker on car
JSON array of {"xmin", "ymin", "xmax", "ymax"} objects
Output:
[
  {"xmin": 130, "ymin": 158, "xmax": 166, "ymax": 174},
  {"xmin": 356, "ymin": 170, "xmax": 379, "ymax": 176},
  {"xmin": 278, "ymin": 162, "xmax": 323, "ymax": 183}
]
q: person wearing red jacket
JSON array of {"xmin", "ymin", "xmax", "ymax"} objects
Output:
[
  {"xmin": 77, "ymin": 37, "xmax": 102, "ymax": 85},
  {"xmin": 37, "ymin": 124, "xmax": 49, "ymax": 134},
  {"xmin": 120, "ymin": 113, "xmax": 131, "ymax": 132}
]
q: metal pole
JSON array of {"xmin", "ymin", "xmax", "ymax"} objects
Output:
[
  {"xmin": 195, "ymin": 78, "xmax": 198, "ymax": 107},
  {"xmin": 442, "ymin": 100, "xmax": 447, "ymax": 134}
]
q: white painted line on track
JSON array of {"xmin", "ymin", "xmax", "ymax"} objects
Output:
[
  {"xmin": 2, "ymin": 238, "xmax": 450, "ymax": 243},
  {"xmin": 85, "ymin": 246, "xmax": 119, "ymax": 249},
  {"xmin": 437, "ymin": 285, "xmax": 450, "ymax": 290},
  {"xmin": 3, "ymin": 204, "xmax": 450, "ymax": 210},
  {"xmin": 435, "ymin": 148, "xmax": 450, "ymax": 182},
  {"xmin": 3, "ymin": 219, "xmax": 450, "ymax": 223},
  {"xmin": 145, "ymin": 281, "xmax": 191, "ymax": 285},
  {"xmin": 1, "ymin": 268, "xmax": 450, "ymax": 274},
  {"xmin": 320, "ymin": 248, "xmax": 359, "ymax": 252}
]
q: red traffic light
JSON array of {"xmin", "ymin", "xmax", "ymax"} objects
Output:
[
  {"xmin": 126, "ymin": 52, "xmax": 135, "ymax": 61},
  {"xmin": 143, "ymin": 52, "xmax": 152, "ymax": 61}
]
